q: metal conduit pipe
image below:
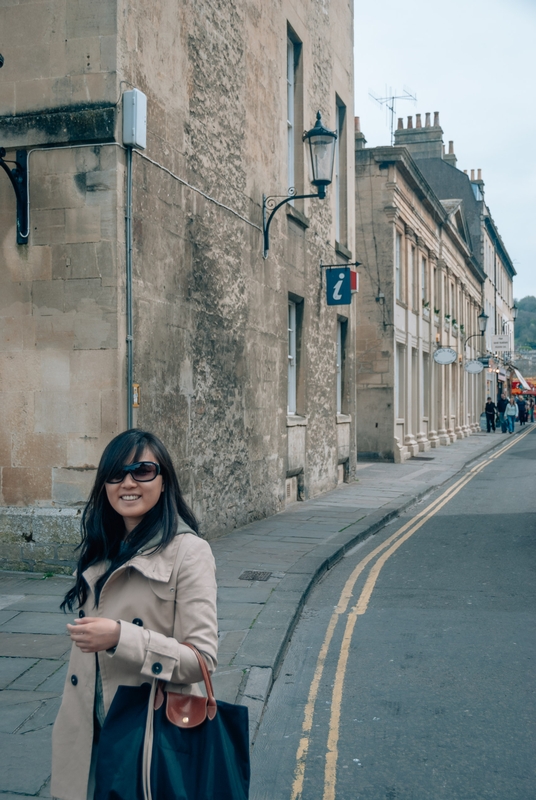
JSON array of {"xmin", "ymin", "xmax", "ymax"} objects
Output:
[{"xmin": 125, "ymin": 145, "xmax": 134, "ymax": 430}]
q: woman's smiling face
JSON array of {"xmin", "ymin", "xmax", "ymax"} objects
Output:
[{"xmin": 105, "ymin": 447, "xmax": 164, "ymax": 534}]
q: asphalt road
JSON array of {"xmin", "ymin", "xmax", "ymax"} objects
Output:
[{"xmin": 251, "ymin": 427, "xmax": 536, "ymax": 800}]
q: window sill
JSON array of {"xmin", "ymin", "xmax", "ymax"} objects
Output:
[
  {"xmin": 335, "ymin": 241, "xmax": 352, "ymax": 260},
  {"xmin": 286, "ymin": 204, "xmax": 310, "ymax": 229},
  {"xmin": 396, "ymin": 300, "xmax": 407, "ymax": 309},
  {"xmin": 287, "ymin": 414, "xmax": 308, "ymax": 427},
  {"xmin": 336, "ymin": 413, "xmax": 351, "ymax": 424}
]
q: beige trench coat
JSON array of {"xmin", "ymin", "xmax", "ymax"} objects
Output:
[{"xmin": 51, "ymin": 523, "xmax": 218, "ymax": 800}]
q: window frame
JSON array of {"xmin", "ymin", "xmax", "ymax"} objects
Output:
[
  {"xmin": 288, "ymin": 300, "xmax": 297, "ymax": 415},
  {"xmin": 395, "ymin": 231, "xmax": 403, "ymax": 303},
  {"xmin": 334, "ymin": 97, "xmax": 347, "ymax": 246}
]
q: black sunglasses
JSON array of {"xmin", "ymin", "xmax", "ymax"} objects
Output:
[{"xmin": 106, "ymin": 461, "xmax": 161, "ymax": 484}]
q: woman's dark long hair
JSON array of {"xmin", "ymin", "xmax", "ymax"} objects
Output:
[{"xmin": 61, "ymin": 430, "xmax": 198, "ymax": 612}]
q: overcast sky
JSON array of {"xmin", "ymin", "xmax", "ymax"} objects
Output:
[{"xmin": 353, "ymin": 0, "xmax": 536, "ymax": 300}]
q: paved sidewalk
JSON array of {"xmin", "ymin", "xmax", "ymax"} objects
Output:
[{"xmin": 0, "ymin": 427, "xmax": 522, "ymax": 796}]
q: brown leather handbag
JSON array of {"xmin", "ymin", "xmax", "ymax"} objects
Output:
[{"xmin": 153, "ymin": 642, "xmax": 217, "ymax": 728}]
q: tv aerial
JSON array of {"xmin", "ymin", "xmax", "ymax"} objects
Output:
[{"xmin": 369, "ymin": 87, "xmax": 417, "ymax": 144}]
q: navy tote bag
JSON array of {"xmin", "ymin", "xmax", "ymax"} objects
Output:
[{"xmin": 94, "ymin": 644, "xmax": 250, "ymax": 800}]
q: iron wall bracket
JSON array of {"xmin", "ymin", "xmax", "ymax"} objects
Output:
[{"xmin": 262, "ymin": 186, "xmax": 325, "ymax": 258}]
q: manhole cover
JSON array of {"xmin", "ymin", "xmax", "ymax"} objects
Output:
[{"xmin": 239, "ymin": 570, "xmax": 272, "ymax": 581}]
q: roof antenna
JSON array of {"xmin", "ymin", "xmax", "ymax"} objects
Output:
[{"xmin": 369, "ymin": 86, "xmax": 417, "ymax": 144}]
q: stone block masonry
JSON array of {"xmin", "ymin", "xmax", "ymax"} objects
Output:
[{"xmin": 0, "ymin": 0, "xmax": 355, "ymax": 568}]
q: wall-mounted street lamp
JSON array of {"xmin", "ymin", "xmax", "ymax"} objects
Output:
[
  {"xmin": 262, "ymin": 111, "xmax": 337, "ymax": 258},
  {"xmin": 512, "ymin": 303, "xmax": 519, "ymax": 321},
  {"xmin": 464, "ymin": 310, "xmax": 489, "ymax": 351},
  {"xmin": 0, "ymin": 147, "xmax": 29, "ymax": 244}
]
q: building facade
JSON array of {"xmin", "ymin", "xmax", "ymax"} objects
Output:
[
  {"xmin": 393, "ymin": 117, "xmax": 516, "ymax": 404},
  {"xmin": 0, "ymin": 0, "xmax": 355, "ymax": 570},
  {"xmin": 354, "ymin": 115, "xmax": 488, "ymax": 462}
]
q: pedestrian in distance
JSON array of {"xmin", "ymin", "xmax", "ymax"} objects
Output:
[
  {"xmin": 530, "ymin": 396, "xmax": 535, "ymax": 423},
  {"xmin": 484, "ymin": 396, "xmax": 496, "ymax": 432},
  {"xmin": 51, "ymin": 429, "xmax": 218, "ymax": 800},
  {"xmin": 516, "ymin": 395, "xmax": 527, "ymax": 426},
  {"xmin": 505, "ymin": 397, "xmax": 518, "ymax": 434},
  {"xmin": 496, "ymin": 392, "xmax": 508, "ymax": 433}
]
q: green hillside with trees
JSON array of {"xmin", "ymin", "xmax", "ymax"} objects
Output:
[{"xmin": 515, "ymin": 296, "xmax": 536, "ymax": 350}]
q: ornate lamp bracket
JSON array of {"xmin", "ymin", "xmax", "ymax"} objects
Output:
[{"xmin": 262, "ymin": 187, "xmax": 325, "ymax": 259}]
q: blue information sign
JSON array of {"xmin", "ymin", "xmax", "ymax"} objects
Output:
[{"xmin": 326, "ymin": 268, "xmax": 351, "ymax": 305}]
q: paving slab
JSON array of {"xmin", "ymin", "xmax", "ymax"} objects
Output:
[
  {"xmin": 8, "ymin": 658, "xmax": 65, "ymax": 691},
  {"xmin": 0, "ymin": 657, "xmax": 39, "ymax": 691},
  {"xmin": 0, "ymin": 632, "xmax": 71, "ymax": 659},
  {"xmin": 0, "ymin": 729, "xmax": 52, "ymax": 795},
  {"xmin": 0, "ymin": 611, "xmax": 68, "ymax": 635},
  {"xmin": 0, "ymin": 427, "xmax": 520, "ymax": 792}
]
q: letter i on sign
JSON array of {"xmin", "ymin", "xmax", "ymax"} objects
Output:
[{"xmin": 326, "ymin": 267, "xmax": 351, "ymax": 305}]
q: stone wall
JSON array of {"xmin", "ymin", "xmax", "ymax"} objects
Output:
[{"xmin": 0, "ymin": 0, "xmax": 356, "ymax": 566}]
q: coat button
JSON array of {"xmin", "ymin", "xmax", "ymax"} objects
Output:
[
  {"xmin": 71, "ymin": 675, "xmax": 78, "ymax": 686},
  {"xmin": 132, "ymin": 618, "xmax": 143, "ymax": 627},
  {"xmin": 78, "ymin": 610, "xmax": 85, "ymax": 618},
  {"xmin": 151, "ymin": 662, "xmax": 163, "ymax": 675}
]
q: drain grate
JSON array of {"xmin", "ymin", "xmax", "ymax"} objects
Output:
[
  {"xmin": 410, "ymin": 456, "xmax": 435, "ymax": 461},
  {"xmin": 239, "ymin": 570, "xmax": 272, "ymax": 581}
]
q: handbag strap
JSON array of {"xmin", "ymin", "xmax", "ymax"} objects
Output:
[{"xmin": 181, "ymin": 642, "xmax": 218, "ymax": 720}]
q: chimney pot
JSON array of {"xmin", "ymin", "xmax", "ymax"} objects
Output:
[
  {"xmin": 425, "ymin": 112, "xmax": 431, "ymax": 127},
  {"xmin": 407, "ymin": 116, "xmax": 413, "ymax": 129},
  {"xmin": 477, "ymin": 168, "xmax": 482, "ymax": 180},
  {"xmin": 470, "ymin": 169, "xmax": 475, "ymax": 181},
  {"xmin": 397, "ymin": 117, "xmax": 404, "ymax": 129},
  {"xmin": 463, "ymin": 170, "xmax": 468, "ymax": 174},
  {"xmin": 449, "ymin": 140, "xmax": 454, "ymax": 154},
  {"xmin": 416, "ymin": 113, "xmax": 422, "ymax": 128},
  {"xmin": 433, "ymin": 111, "xmax": 440, "ymax": 127},
  {"xmin": 354, "ymin": 116, "xmax": 361, "ymax": 133}
]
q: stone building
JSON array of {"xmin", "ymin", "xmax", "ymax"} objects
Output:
[
  {"xmin": 0, "ymin": 0, "xmax": 355, "ymax": 570},
  {"xmin": 393, "ymin": 122, "xmax": 516, "ymax": 403},
  {"xmin": 354, "ymin": 114, "xmax": 488, "ymax": 462}
]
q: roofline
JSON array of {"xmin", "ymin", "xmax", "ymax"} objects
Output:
[
  {"xmin": 360, "ymin": 146, "xmax": 486, "ymax": 284},
  {"xmin": 483, "ymin": 212, "xmax": 516, "ymax": 277},
  {"xmin": 368, "ymin": 146, "xmax": 448, "ymax": 225}
]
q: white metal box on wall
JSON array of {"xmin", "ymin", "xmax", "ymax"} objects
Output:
[{"xmin": 122, "ymin": 89, "xmax": 147, "ymax": 149}]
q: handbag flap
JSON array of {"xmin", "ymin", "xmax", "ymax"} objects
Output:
[{"xmin": 166, "ymin": 692, "xmax": 208, "ymax": 728}]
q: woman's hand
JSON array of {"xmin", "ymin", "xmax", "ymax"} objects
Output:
[{"xmin": 67, "ymin": 617, "xmax": 121, "ymax": 653}]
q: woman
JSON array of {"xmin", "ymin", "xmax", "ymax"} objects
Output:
[
  {"xmin": 505, "ymin": 397, "xmax": 518, "ymax": 434},
  {"xmin": 51, "ymin": 430, "xmax": 218, "ymax": 800}
]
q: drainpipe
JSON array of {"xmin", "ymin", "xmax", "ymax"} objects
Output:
[{"xmin": 125, "ymin": 145, "xmax": 134, "ymax": 430}]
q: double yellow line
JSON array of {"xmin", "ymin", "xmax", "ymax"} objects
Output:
[{"xmin": 290, "ymin": 427, "xmax": 533, "ymax": 800}]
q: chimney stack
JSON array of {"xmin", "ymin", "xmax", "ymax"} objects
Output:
[
  {"xmin": 477, "ymin": 168, "xmax": 482, "ymax": 180},
  {"xmin": 354, "ymin": 116, "xmax": 367, "ymax": 150},
  {"xmin": 444, "ymin": 139, "xmax": 457, "ymax": 167},
  {"xmin": 393, "ymin": 110, "xmax": 444, "ymax": 160},
  {"xmin": 471, "ymin": 169, "xmax": 475, "ymax": 181}
]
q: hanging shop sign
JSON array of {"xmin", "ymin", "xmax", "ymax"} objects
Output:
[
  {"xmin": 491, "ymin": 334, "xmax": 510, "ymax": 352},
  {"xmin": 464, "ymin": 360, "xmax": 484, "ymax": 374},
  {"xmin": 326, "ymin": 268, "xmax": 351, "ymax": 305},
  {"xmin": 433, "ymin": 347, "xmax": 457, "ymax": 365}
]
